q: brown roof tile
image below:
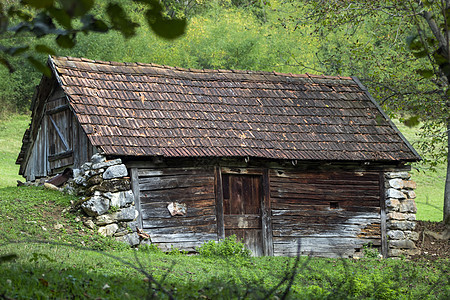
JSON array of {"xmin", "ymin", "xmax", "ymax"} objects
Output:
[{"xmin": 48, "ymin": 56, "xmax": 420, "ymax": 161}]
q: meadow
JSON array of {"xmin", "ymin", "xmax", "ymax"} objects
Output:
[{"xmin": 0, "ymin": 186, "xmax": 448, "ymax": 299}]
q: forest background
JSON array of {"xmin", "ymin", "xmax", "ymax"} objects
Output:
[{"xmin": 0, "ymin": 0, "xmax": 446, "ymax": 222}]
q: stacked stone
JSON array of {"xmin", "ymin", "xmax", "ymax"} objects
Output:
[
  {"xmin": 73, "ymin": 153, "xmax": 140, "ymax": 246},
  {"xmin": 385, "ymin": 171, "xmax": 419, "ymax": 257}
]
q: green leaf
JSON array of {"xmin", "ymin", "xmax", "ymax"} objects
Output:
[
  {"xmin": 406, "ymin": 34, "xmax": 424, "ymax": 51},
  {"xmin": 48, "ymin": 7, "xmax": 72, "ymax": 29},
  {"xmin": 416, "ymin": 69, "xmax": 434, "ymax": 78},
  {"xmin": 56, "ymin": 34, "xmax": 76, "ymax": 48},
  {"xmin": 6, "ymin": 45, "xmax": 29, "ymax": 56},
  {"xmin": 433, "ymin": 52, "xmax": 448, "ymax": 65},
  {"xmin": 0, "ymin": 57, "xmax": 14, "ymax": 72},
  {"xmin": 148, "ymin": 18, "xmax": 186, "ymax": 40},
  {"xmin": 403, "ymin": 116, "xmax": 420, "ymax": 128},
  {"xmin": 60, "ymin": 0, "xmax": 94, "ymax": 17},
  {"xmin": 106, "ymin": 3, "xmax": 138, "ymax": 38},
  {"xmin": 412, "ymin": 50, "xmax": 428, "ymax": 58},
  {"xmin": 0, "ymin": 253, "xmax": 18, "ymax": 263},
  {"xmin": 142, "ymin": 1, "xmax": 186, "ymax": 40},
  {"xmin": 27, "ymin": 56, "xmax": 51, "ymax": 77},
  {"xmin": 21, "ymin": 0, "xmax": 54, "ymax": 9},
  {"xmin": 81, "ymin": 14, "xmax": 109, "ymax": 33},
  {"xmin": 0, "ymin": 3, "xmax": 7, "ymax": 34},
  {"xmin": 35, "ymin": 44, "xmax": 56, "ymax": 55}
]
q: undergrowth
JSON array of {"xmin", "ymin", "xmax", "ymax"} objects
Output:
[{"xmin": 198, "ymin": 235, "xmax": 251, "ymax": 258}]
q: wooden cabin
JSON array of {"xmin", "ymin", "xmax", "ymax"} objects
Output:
[{"xmin": 17, "ymin": 56, "xmax": 420, "ymax": 257}]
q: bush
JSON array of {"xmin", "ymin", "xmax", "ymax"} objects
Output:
[{"xmin": 198, "ymin": 235, "xmax": 251, "ymax": 258}]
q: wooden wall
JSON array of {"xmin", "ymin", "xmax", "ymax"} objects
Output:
[
  {"xmin": 137, "ymin": 167, "xmax": 218, "ymax": 251},
  {"xmin": 23, "ymin": 87, "xmax": 95, "ymax": 181},
  {"xmin": 131, "ymin": 162, "xmax": 384, "ymax": 257},
  {"xmin": 269, "ymin": 169, "xmax": 382, "ymax": 257}
]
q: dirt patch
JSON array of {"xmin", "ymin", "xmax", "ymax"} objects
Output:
[{"xmin": 412, "ymin": 221, "xmax": 450, "ymax": 260}]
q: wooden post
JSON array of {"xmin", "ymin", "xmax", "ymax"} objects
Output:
[
  {"xmin": 379, "ymin": 171, "xmax": 388, "ymax": 258},
  {"xmin": 262, "ymin": 169, "xmax": 273, "ymax": 256},
  {"xmin": 215, "ymin": 166, "xmax": 225, "ymax": 240},
  {"xmin": 131, "ymin": 168, "xmax": 143, "ymax": 230}
]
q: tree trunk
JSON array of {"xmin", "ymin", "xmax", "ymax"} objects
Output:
[{"xmin": 444, "ymin": 119, "xmax": 450, "ymax": 227}]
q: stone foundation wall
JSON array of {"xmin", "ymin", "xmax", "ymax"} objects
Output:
[
  {"xmin": 385, "ymin": 171, "xmax": 419, "ymax": 257},
  {"xmin": 72, "ymin": 154, "xmax": 141, "ymax": 246}
]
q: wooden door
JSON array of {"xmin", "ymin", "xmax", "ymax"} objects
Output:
[{"xmin": 222, "ymin": 174, "xmax": 263, "ymax": 256}]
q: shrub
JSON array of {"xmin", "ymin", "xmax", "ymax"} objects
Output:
[
  {"xmin": 198, "ymin": 235, "xmax": 251, "ymax": 258},
  {"xmin": 139, "ymin": 243, "xmax": 162, "ymax": 254}
]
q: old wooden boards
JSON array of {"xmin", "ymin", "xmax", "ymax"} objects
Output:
[
  {"xmin": 22, "ymin": 86, "xmax": 95, "ymax": 180},
  {"xmin": 138, "ymin": 167, "xmax": 218, "ymax": 251},
  {"xmin": 270, "ymin": 169, "xmax": 382, "ymax": 257},
  {"xmin": 136, "ymin": 166, "xmax": 383, "ymax": 257}
]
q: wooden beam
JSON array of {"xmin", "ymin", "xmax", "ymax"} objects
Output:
[
  {"xmin": 215, "ymin": 166, "xmax": 225, "ymax": 240},
  {"xmin": 131, "ymin": 168, "xmax": 143, "ymax": 230},
  {"xmin": 46, "ymin": 104, "xmax": 69, "ymax": 115},
  {"xmin": 262, "ymin": 169, "xmax": 273, "ymax": 256},
  {"xmin": 379, "ymin": 171, "xmax": 388, "ymax": 258},
  {"xmin": 48, "ymin": 115, "xmax": 69, "ymax": 151},
  {"xmin": 48, "ymin": 150, "xmax": 73, "ymax": 162}
]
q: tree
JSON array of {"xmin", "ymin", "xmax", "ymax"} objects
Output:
[
  {"xmin": 303, "ymin": 0, "xmax": 450, "ymax": 227},
  {"xmin": 0, "ymin": 0, "xmax": 186, "ymax": 75}
]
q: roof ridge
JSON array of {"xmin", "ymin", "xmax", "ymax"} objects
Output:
[{"xmin": 52, "ymin": 56, "xmax": 352, "ymax": 81}]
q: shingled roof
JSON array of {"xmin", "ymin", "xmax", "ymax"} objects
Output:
[{"xmin": 45, "ymin": 56, "xmax": 419, "ymax": 161}]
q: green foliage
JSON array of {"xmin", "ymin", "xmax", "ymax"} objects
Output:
[
  {"xmin": 139, "ymin": 243, "xmax": 163, "ymax": 254},
  {"xmin": 167, "ymin": 245, "xmax": 188, "ymax": 255},
  {"xmin": 363, "ymin": 243, "xmax": 380, "ymax": 259},
  {"xmin": 198, "ymin": 235, "xmax": 251, "ymax": 258},
  {"xmin": 0, "ymin": 0, "xmax": 187, "ymax": 71}
]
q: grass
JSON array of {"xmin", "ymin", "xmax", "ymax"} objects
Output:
[
  {"xmin": 0, "ymin": 186, "xmax": 449, "ymax": 299},
  {"xmin": 0, "ymin": 114, "xmax": 30, "ymax": 188},
  {"xmin": 393, "ymin": 120, "xmax": 445, "ymax": 221}
]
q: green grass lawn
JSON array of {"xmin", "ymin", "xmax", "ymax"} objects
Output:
[
  {"xmin": 0, "ymin": 115, "xmax": 446, "ymax": 221},
  {"xmin": 393, "ymin": 120, "xmax": 445, "ymax": 221},
  {"xmin": 0, "ymin": 186, "xmax": 448, "ymax": 299},
  {"xmin": 0, "ymin": 114, "xmax": 30, "ymax": 188}
]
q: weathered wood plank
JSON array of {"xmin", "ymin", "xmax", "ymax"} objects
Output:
[
  {"xmin": 215, "ymin": 166, "xmax": 225, "ymax": 240},
  {"xmin": 143, "ymin": 223, "xmax": 217, "ymax": 235},
  {"xmin": 154, "ymin": 242, "xmax": 206, "ymax": 252},
  {"xmin": 272, "ymin": 237, "xmax": 381, "ymax": 257},
  {"xmin": 270, "ymin": 184, "xmax": 379, "ymax": 197},
  {"xmin": 262, "ymin": 169, "xmax": 273, "ymax": 256},
  {"xmin": 271, "ymin": 209, "xmax": 380, "ymax": 218},
  {"xmin": 138, "ymin": 168, "xmax": 214, "ymax": 177},
  {"xmin": 142, "ymin": 215, "xmax": 216, "ymax": 229},
  {"xmin": 148, "ymin": 233, "xmax": 218, "ymax": 243},
  {"xmin": 131, "ymin": 168, "xmax": 143, "ymax": 229},
  {"xmin": 272, "ymin": 223, "xmax": 381, "ymax": 237},
  {"xmin": 140, "ymin": 188, "xmax": 215, "ymax": 203},
  {"xmin": 270, "ymin": 192, "xmax": 379, "ymax": 202},
  {"xmin": 271, "ymin": 202, "xmax": 380, "ymax": 212},
  {"xmin": 224, "ymin": 215, "xmax": 261, "ymax": 229},
  {"xmin": 269, "ymin": 176, "xmax": 380, "ymax": 187},
  {"xmin": 141, "ymin": 200, "xmax": 215, "ymax": 210},
  {"xmin": 142, "ymin": 205, "xmax": 216, "ymax": 220},
  {"xmin": 380, "ymin": 171, "xmax": 388, "ymax": 258},
  {"xmin": 269, "ymin": 169, "xmax": 380, "ymax": 180},
  {"xmin": 139, "ymin": 175, "xmax": 214, "ymax": 191}
]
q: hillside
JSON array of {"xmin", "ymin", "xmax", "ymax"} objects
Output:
[{"xmin": 0, "ymin": 185, "xmax": 448, "ymax": 299}]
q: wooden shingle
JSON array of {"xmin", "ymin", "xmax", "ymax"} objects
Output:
[{"xmin": 46, "ymin": 56, "xmax": 419, "ymax": 162}]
